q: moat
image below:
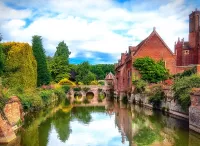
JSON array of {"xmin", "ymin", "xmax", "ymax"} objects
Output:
[{"xmin": 3, "ymin": 102, "xmax": 200, "ymax": 146}]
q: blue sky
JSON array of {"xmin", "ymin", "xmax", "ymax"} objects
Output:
[{"xmin": 0, "ymin": 0, "xmax": 200, "ymax": 64}]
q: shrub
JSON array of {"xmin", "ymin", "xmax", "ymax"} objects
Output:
[
  {"xmin": 133, "ymin": 57, "xmax": 168, "ymax": 83},
  {"xmin": 2, "ymin": 42, "xmax": 37, "ymax": 89},
  {"xmin": 173, "ymin": 74, "xmax": 200, "ymax": 110},
  {"xmin": 53, "ymin": 88, "xmax": 66, "ymax": 100},
  {"xmin": 78, "ymin": 82, "xmax": 84, "ymax": 85},
  {"xmin": 40, "ymin": 90, "xmax": 53, "ymax": 104},
  {"xmin": 173, "ymin": 66, "xmax": 196, "ymax": 79},
  {"xmin": 148, "ymin": 85, "xmax": 165, "ymax": 108},
  {"xmin": 58, "ymin": 78, "xmax": 76, "ymax": 86},
  {"xmin": 90, "ymin": 80, "xmax": 98, "ymax": 85},
  {"xmin": 62, "ymin": 85, "xmax": 70, "ymax": 93},
  {"xmin": 82, "ymin": 87, "xmax": 90, "ymax": 92},
  {"xmin": 132, "ymin": 80, "xmax": 147, "ymax": 94},
  {"xmin": 98, "ymin": 81, "xmax": 105, "ymax": 85},
  {"xmin": 73, "ymin": 87, "xmax": 81, "ymax": 91}
]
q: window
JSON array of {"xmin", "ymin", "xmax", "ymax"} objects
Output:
[{"xmin": 184, "ymin": 50, "xmax": 189, "ymax": 55}]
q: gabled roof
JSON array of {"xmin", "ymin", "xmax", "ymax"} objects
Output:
[
  {"xmin": 105, "ymin": 72, "xmax": 115, "ymax": 80},
  {"xmin": 131, "ymin": 28, "xmax": 174, "ymax": 56}
]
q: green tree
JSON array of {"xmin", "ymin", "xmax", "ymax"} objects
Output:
[
  {"xmin": 133, "ymin": 57, "xmax": 168, "ymax": 83},
  {"xmin": 32, "ymin": 35, "xmax": 50, "ymax": 86},
  {"xmin": 90, "ymin": 64, "xmax": 114, "ymax": 80},
  {"xmin": 76, "ymin": 62, "xmax": 96, "ymax": 84},
  {"xmin": 50, "ymin": 41, "xmax": 71, "ymax": 82}
]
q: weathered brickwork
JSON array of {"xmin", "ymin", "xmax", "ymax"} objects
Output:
[
  {"xmin": 3, "ymin": 96, "xmax": 23, "ymax": 126},
  {"xmin": 0, "ymin": 96, "xmax": 24, "ymax": 144},
  {"xmin": 175, "ymin": 9, "xmax": 200, "ymax": 66}
]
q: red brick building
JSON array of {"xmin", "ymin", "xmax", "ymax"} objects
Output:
[
  {"xmin": 175, "ymin": 9, "xmax": 200, "ymax": 66},
  {"xmin": 115, "ymin": 28, "xmax": 176, "ymax": 98},
  {"xmin": 115, "ymin": 9, "xmax": 200, "ymax": 98}
]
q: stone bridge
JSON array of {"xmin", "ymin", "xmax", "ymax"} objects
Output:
[{"xmin": 68, "ymin": 85, "xmax": 114, "ymax": 103}]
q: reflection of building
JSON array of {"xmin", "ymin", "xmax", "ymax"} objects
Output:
[{"xmin": 114, "ymin": 102, "xmax": 133, "ymax": 145}]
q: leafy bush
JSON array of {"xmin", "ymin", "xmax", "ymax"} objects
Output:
[
  {"xmin": 73, "ymin": 87, "xmax": 81, "ymax": 91},
  {"xmin": 132, "ymin": 79, "xmax": 147, "ymax": 94},
  {"xmin": 148, "ymin": 85, "xmax": 165, "ymax": 108},
  {"xmin": 82, "ymin": 87, "xmax": 90, "ymax": 92},
  {"xmin": 90, "ymin": 80, "xmax": 99, "ymax": 85},
  {"xmin": 62, "ymin": 85, "xmax": 70, "ymax": 93},
  {"xmin": 78, "ymin": 82, "xmax": 84, "ymax": 85},
  {"xmin": 133, "ymin": 57, "xmax": 169, "ymax": 83},
  {"xmin": 173, "ymin": 67, "xmax": 196, "ymax": 79},
  {"xmin": 98, "ymin": 81, "xmax": 105, "ymax": 85},
  {"xmin": 58, "ymin": 78, "xmax": 76, "ymax": 86},
  {"xmin": 173, "ymin": 74, "xmax": 200, "ymax": 110},
  {"xmin": 54, "ymin": 88, "xmax": 66, "ymax": 100},
  {"xmin": 2, "ymin": 42, "xmax": 37, "ymax": 88},
  {"xmin": 40, "ymin": 90, "xmax": 53, "ymax": 104}
]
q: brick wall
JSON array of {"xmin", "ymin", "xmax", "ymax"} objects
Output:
[
  {"xmin": 133, "ymin": 33, "xmax": 176, "ymax": 74},
  {"xmin": 0, "ymin": 96, "xmax": 24, "ymax": 144}
]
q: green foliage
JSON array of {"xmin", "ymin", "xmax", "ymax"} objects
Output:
[
  {"xmin": 173, "ymin": 74, "xmax": 200, "ymax": 110},
  {"xmin": 82, "ymin": 87, "xmax": 90, "ymax": 92},
  {"xmin": 148, "ymin": 85, "xmax": 165, "ymax": 108},
  {"xmin": 32, "ymin": 35, "xmax": 50, "ymax": 86},
  {"xmin": 75, "ymin": 62, "xmax": 96, "ymax": 84},
  {"xmin": 98, "ymin": 81, "xmax": 105, "ymax": 85},
  {"xmin": 133, "ymin": 57, "xmax": 169, "ymax": 83},
  {"xmin": 2, "ymin": 42, "xmax": 37, "ymax": 88},
  {"xmin": 58, "ymin": 78, "xmax": 76, "ymax": 86},
  {"xmin": 90, "ymin": 80, "xmax": 98, "ymax": 85},
  {"xmin": 132, "ymin": 79, "xmax": 147, "ymax": 94},
  {"xmin": 173, "ymin": 67, "xmax": 197, "ymax": 78},
  {"xmin": 133, "ymin": 127, "xmax": 158, "ymax": 146},
  {"xmin": 49, "ymin": 41, "xmax": 71, "ymax": 82},
  {"xmin": 40, "ymin": 90, "xmax": 53, "ymax": 104},
  {"xmin": 54, "ymin": 88, "xmax": 66, "ymax": 100},
  {"xmin": 73, "ymin": 87, "xmax": 81, "ymax": 91},
  {"xmin": 90, "ymin": 64, "xmax": 115, "ymax": 80},
  {"xmin": 54, "ymin": 41, "xmax": 71, "ymax": 63},
  {"xmin": 62, "ymin": 85, "xmax": 70, "ymax": 93}
]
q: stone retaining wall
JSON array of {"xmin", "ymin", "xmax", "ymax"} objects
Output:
[{"xmin": 0, "ymin": 96, "xmax": 23, "ymax": 143}]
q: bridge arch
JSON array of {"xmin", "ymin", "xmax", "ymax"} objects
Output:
[{"xmin": 86, "ymin": 92, "xmax": 94, "ymax": 99}]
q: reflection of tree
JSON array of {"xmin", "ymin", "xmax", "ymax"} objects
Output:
[
  {"xmin": 39, "ymin": 118, "xmax": 52, "ymax": 146},
  {"xmin": 71, "ymin": 107, "xmax": 105, "ymax": 124},
  {"xmin": 53, "ymin": 110, "xmax": 71, "ymax": 142}
]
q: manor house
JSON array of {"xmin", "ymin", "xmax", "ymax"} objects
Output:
[{"xmin": 115, "ymin": 9, "xmax": 200, "ymax": 97}]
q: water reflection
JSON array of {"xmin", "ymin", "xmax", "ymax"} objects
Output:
[{"xmin": 2, "ymin": 101, "xmax": 200, "ymax": 146}]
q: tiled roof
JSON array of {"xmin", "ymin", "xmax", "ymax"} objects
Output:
[{"xmin": 105, "ymin": 72, "xmax": 115, "ymax": 80}]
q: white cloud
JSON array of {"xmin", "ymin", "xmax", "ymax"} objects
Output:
[{"xmin": 0, "ymin": 0, "xmax": 197, "ymax": 63}]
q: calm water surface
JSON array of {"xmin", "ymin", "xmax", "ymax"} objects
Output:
[{"xmin": 4, "ymin": 102, "xmax": 200, "ymax": 146}]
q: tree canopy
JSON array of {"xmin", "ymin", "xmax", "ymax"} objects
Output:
[
  {"xmin": 75, "ymin": 61, "xmax": 96, "ymax": 85},
  {"xmin": 133, "ymin": 57, "xmax": 168, "ymax": 83},
  {"xmin": 32, "ymin": 35, "xmax": 50, "ymax": 86},
  {"xmin": 49, "ymin": 41, "xmax": 71, "ymax": 82}
]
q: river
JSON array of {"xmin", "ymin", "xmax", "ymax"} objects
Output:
[{"xmin": 2, "ymin": 101, "xmax": 200, "ymax": 146}]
